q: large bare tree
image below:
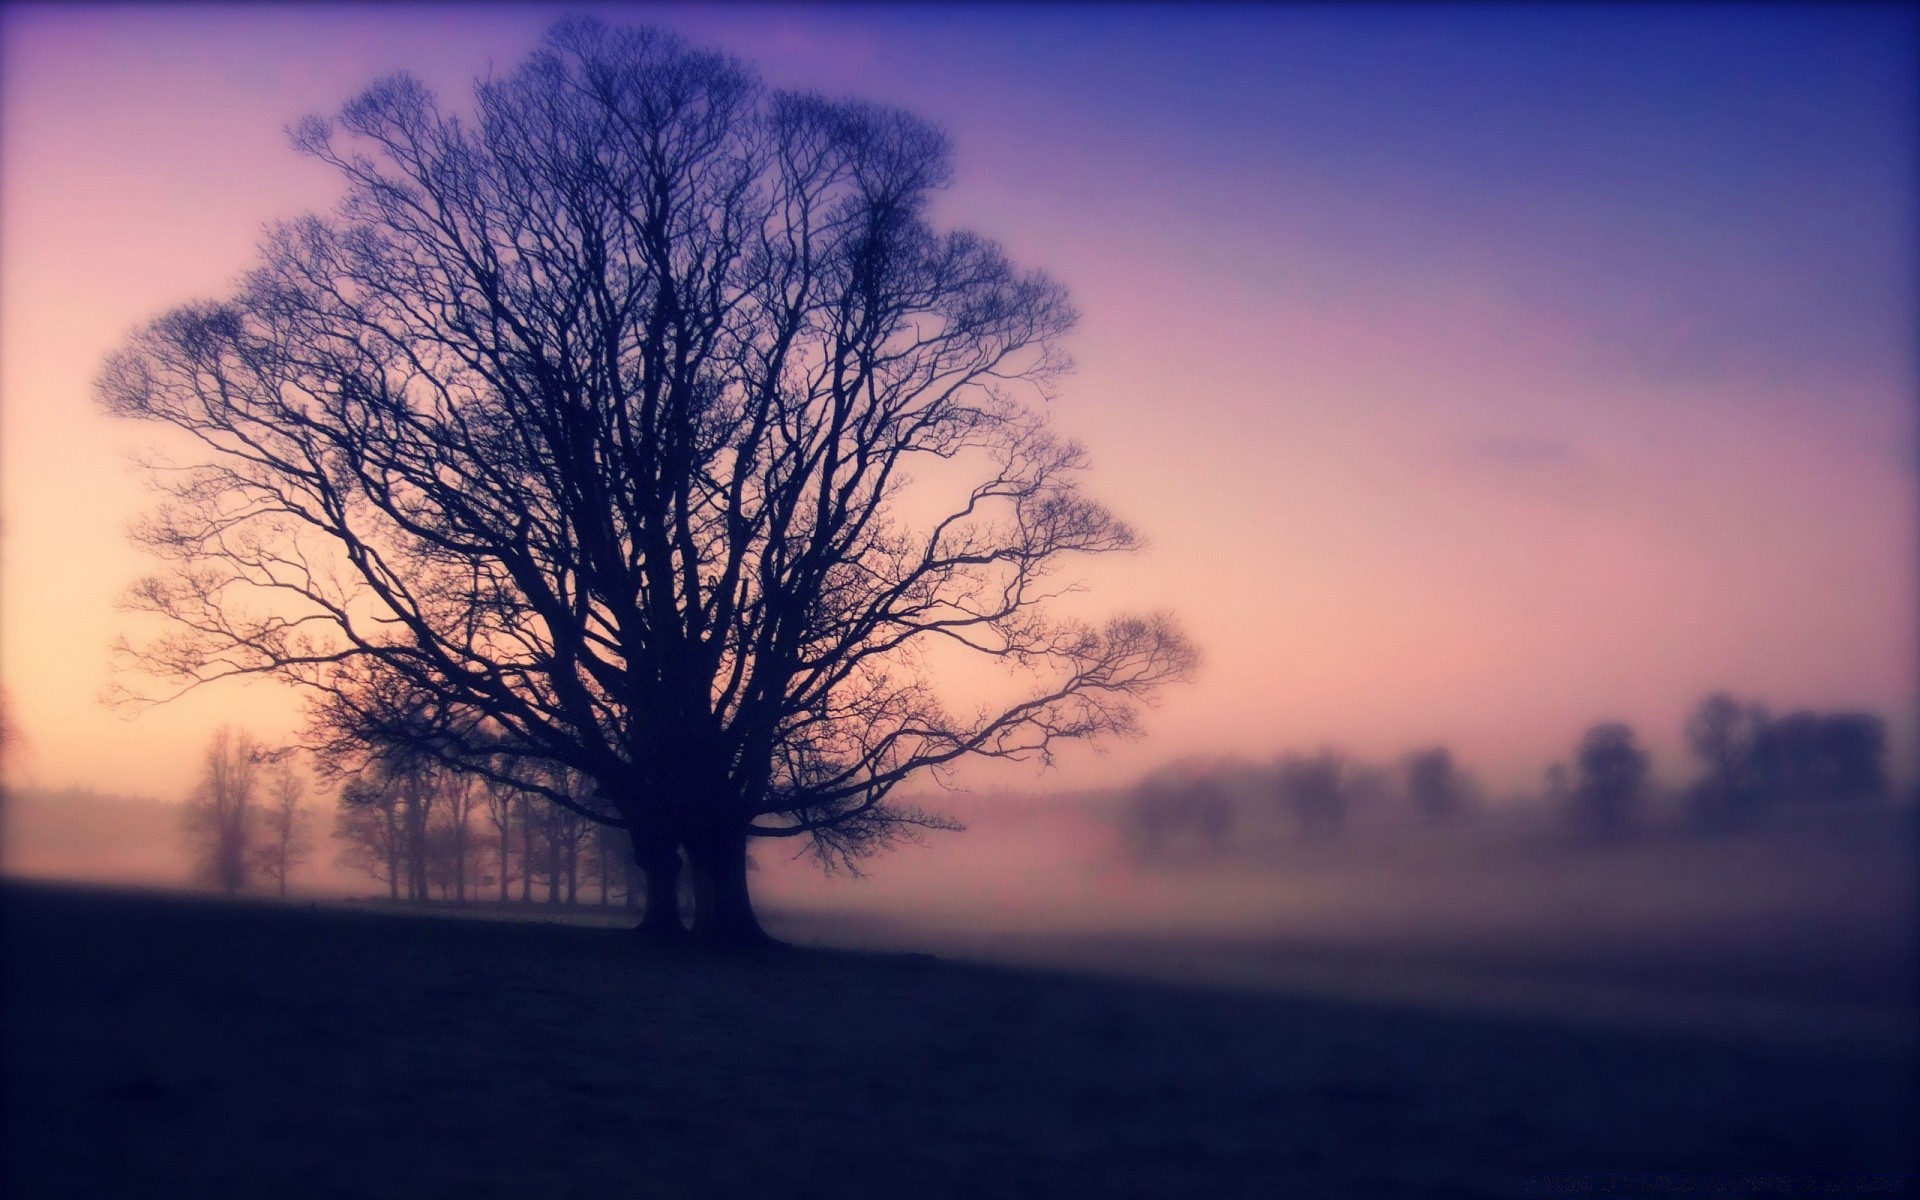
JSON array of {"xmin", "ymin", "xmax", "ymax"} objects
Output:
[{"xmin": 100, "ymin": 19, "xmax": 1193, "ymax": 943}]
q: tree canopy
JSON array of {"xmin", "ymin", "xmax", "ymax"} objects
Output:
[{"xmin": 100, "ymin": 19, "xmax": 1194, "ymax": 941}]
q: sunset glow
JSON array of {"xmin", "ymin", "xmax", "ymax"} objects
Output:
[{"xmin": 3, "ymin": 4, "xmax": 1913, "ymax": 805}]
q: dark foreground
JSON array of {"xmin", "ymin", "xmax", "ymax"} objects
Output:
[{"xmin": 3, "ymin": 883, "xmax": 1913, "ymax": 1198}]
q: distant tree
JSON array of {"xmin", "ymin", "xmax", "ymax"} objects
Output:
[
  {"xmin": 591, "ymin": 822, "xmax": 626, "ymax": 907},
  {"xmin": 1818, "ymin": 713, "xmax": 1889, "ymax": 801},
  {"xmin": 333, "ymin": 771, "xmax": 403, "ymax": 899},
  {"xmin": 1544, "ymin": 762, "xmax": 1571, "ymax": 807},
  {"xmin": 518, "ymin": 790, "xmax": 542, "ymax": 905},
  {"xmin": 252, "ymin": 755, "xmax": 314, "ymax": 897},
  {"xmin": 537, "ymin": 764, "xmax": 605, "ymax": 906},
  {"xmin": 1753, "ymin": 711, "xmax": 1888, "ymax": 803},
  {"xmin": 1572, "ymin": 723, "xmax": 1648, "ymax": 839},
  {"xmin": 1683, "ymin": 693, "xmax": 1771, "ymax": 827},
  {"xmin": 430, "ymin": 772, "xmax": 478, "ymax": 903},
  {"xmin": 481, "ymin": 776, "xmax": 519, "ymax": 904},
  {"xmin": 182, "ymin": 727, "xmax": 263, "ymax": 893},
  {"xmin": 1405, "ymin": 746, "xmax": 1466, "ymax": 822},
  {"xmin": 1277, "ymin": 748, "xmax": 1350, "ymax": 839},
  {"xmin": 1122, "ymin": 764, "xmax": 1235, "ymax": 861},
  {"xmin": 396, "ymin": 764, "xmax": 439, "ymax": 903}
]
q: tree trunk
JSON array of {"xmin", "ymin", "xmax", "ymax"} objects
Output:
[{"xmin": 686, "ymin": 823, "xmax": 770, "ymax": 946}]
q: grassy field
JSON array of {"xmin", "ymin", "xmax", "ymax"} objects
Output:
[{"xmin": 3, "ymin": 880, "xmax": 1913, "ymax": 1198}]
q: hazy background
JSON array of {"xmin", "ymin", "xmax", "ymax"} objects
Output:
[{"xmin": 2, "ymin": 5, "xmax": 1914, "ymax": 886}]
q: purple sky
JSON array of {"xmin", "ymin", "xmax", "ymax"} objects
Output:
[{"xmin": 2, "ymin": 3, "xmax": 1914, "ymax": 802}]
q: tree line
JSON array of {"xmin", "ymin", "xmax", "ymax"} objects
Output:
[
  {"xmin": 1120, "ymin": 745, "xmax": 1472, "ymax": 861},
  {"xmin": 1555, "ymin": 696, "xmax": 1889, "ymax": 841},
  {"xmin": 1121, "ymin": 693, "xmax": 1893, "ymax": 860},
  {"xmin": 331, "ymin": 750, "xmax": 641, "ymax": 909},
  {"xmin": 181, "ymin": 724, "xmax": 650, "ymax": 909}
]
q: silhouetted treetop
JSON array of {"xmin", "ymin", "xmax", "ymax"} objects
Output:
[{"xmin": 1572, "ymin": 722, "xmax": 1648, "ymax": 839}]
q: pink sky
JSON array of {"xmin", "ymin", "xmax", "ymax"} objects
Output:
[{"xmin": 2, "ymin": 5, "xmax": 1914, "ymax": 804}]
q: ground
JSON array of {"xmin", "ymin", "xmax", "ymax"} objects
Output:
[{"xmin": 2, "ymin": 881, "xmax": 1913, "ymax": 1198}]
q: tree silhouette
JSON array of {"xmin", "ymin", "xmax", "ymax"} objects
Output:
[
  {"xmin": 332, "ymin": 761, "xmax": 406, "ymax": 900},
  {"xmin": 1753, "ymin": 710, "xmax": 1888, "ymax": 803},
  {"xmin": 1122, "ymin": 763, "xmax": 1234, "ymax": 861},
  {"xmin": 480, "ymin": 773, "xmax": 519, "ymax": 904},
  {"xmin": 1683, "ymin": 692, "xmax": 1770, "ymax": 827},
  {"xmin": 1404, "ymin": 746, "xmax": 1465, "ymax": 822},
  {"xmin": 98, "ymin": 19, "xmax": 1194, "ymax": 943},
  {"xmin": 182, "ymin": 727, "xmax": 263, "ymax": 893},
  {"xmin": 428, "ymin": 771, "xmax": 478, "ymax": 902},
  {"xmin": 1544, "ymin": 762, "xmax": 1571, "ymax": 809},
  {"xmin": 1278, "ymin": 748, "xmax": 1351, "ymax": 839},
  {"xmin": 1572, "ymin": 722, "xmax": 1648, "ymax": 839},
  {"xmin": 252, "ymin": 755, "xmax": 314, "ymax": 897}
]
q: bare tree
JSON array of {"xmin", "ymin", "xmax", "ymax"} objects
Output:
[
  {"xmin": 433, "ymin": 770, "xmax": 478, "ymax": 902},
  {"xmin": 99, "ymin": 19, "xmax": 1193, "ymax": 943},
  {"xmin": 481, "ymin": 774, "xmax": 518, "ymax": 903},
  {"xmin": 182, "ymin": 726, "xmax": 263, "ymax": 893},
  {"xmin": 1277, "ymin": 748, "xmax": 1351, "ymax": 840},
  {"xmin": 1544, "ymin": 762, "xmax": 1571, "ymax": 808},
  {"xmin": 1122, "ymin": 762, "xmax": 1235, "ymax": 862},
  {"xmin": 517, "ymin": 790, "xmax": 539, "ymax": 906},
  {"xmin": 1753, "ymin": 710, "xmax": 1889, "ymax": 804},
  {"xmin": 333, "ymin": 769, "xmax": 403, "ymax": 899},
  {"xmin": 1404, "ymin": 746, "xmax": 1467, "ymax": 823},
  {"xmin": 1683, "ymin": 693, "xmax": 1770, "ymax": 827},
  {"xmin": 1572, "ymin": 723, "xmax": 1648, "ymax": 839},
  {"xmin": 591, "ymin": 821, "xmax": 622, "ymax": 906},
  {"xmin": 253, "ymin": 754, "xmax": 314, "ymax": 897}
]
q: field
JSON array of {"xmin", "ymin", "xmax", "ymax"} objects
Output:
[{"xmin": 4, "ymin": 859, "xmax": 1915, "ymax": 1199}]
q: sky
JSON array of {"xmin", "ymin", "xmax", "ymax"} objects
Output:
[{"xmin": 1, "ymin": 2, "xmax": 1915, "ymax": 804}]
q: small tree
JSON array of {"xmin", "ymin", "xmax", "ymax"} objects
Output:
[
  {"xmin": 1817, "ymin": 713, "xmax": 1889, "ymax": 801},
  {"xmin": 182, "ymin": 726, "xmax": 263, "ymax": 893},
  {"xmin": 252, "ymin": 755, "xmax": 314, "ymax": 897},
  {"xmin": 1122, "ymin": 763, "xmax": 1234, "ymax": 862},
  {"xmin": 333, "ymin": 766, "xmax": 403, "ymax": 899},
  {"xmin": 431, "ymin": 772, "xmax": 478, "ymax": 903},
  {"xmin": 1544, "ymin": 762, "xmax": 1571, "ymax": 807},
  {"xmin": 1277, "ymin": 748, "xmax": 1354, "ymax": 840},
  {"xmin": 1753, "ymin": 711, "xmax": 1888, "ymax": 803},
  {"xmin": 1572, "ymin": 723, "xmax": 1648, "ymax": 839},
  {"xmin": 481, "ymin": 775, "xmax": 519, "ymax": 904},
  {"xmin": 1405, "ymin": 746, "xmax": 1466, "ymax": 822},
  {"xmin": 1683, "ymin": 693, "xmax": 1770, "ymax": 827}
]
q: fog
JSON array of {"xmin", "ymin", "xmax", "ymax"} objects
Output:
[
  {"xmin": 765, "ymin": 785, "xmax": 1914, "ymax": 1030},
  {"xmin": 10, "ymin": 767, "xmax": 1912, "ymax": 1043}
]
